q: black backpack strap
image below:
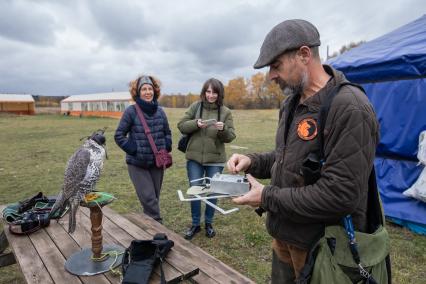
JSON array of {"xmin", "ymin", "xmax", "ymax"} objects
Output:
[
  {"xmin": 217, "ymin": 105, "xmax": 220, "ymax": 121},
  {"xmin": 153, "ymin": 233, "xmax": 174, "ymax": 284},
  {"xmin": 121, "ymin": 247, "xmax": 130, "ymax": 275},
  {"xmin": 283, "ymin": 93, "xmax": 301, "ymax": 144},
  {"xmin": 318, "ymin": 82, "xmax": 391, "ymax": 283},
  {"xmin": 317, "ymin": 82, "xmax": 365, "ymax": 160}
]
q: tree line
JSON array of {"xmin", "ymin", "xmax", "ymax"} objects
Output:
[{"xmin": 159, "ymin": 72, "xmax": 286, "ymax": 109}]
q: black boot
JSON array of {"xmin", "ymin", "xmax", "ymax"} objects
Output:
[
  {"xmin": 184, "ymin": 225, "xmax": 201, "ymax": 240},
  {"xmin": 205, "ymin": 223, "xmax": 216, "ymax": 238}
]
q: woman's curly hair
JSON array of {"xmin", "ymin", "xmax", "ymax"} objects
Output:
[{"xmin": 129, "ymin": 75, "xmax": 161, "ymax": 101}]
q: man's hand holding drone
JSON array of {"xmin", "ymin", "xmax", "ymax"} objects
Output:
[{"xmin": 227, "ymin": 153, "xmax": 265, "ymax": 207}]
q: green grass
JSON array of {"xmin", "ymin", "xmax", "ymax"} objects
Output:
[{"xmin": 0, "ymin": 110, "xmax": 425, "ymax": 284}]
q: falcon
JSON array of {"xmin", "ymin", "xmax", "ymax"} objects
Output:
[{"xmin": 49, "ymin": 129, "xmax": 107, "ymax": 233}]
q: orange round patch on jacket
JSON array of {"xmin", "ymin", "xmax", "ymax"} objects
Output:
[{"xmin": 297, "ymin": 118, "xmax": 318, "ymax": 140}]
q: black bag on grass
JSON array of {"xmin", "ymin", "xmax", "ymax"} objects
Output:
[{"xmin": 121, "ymin": 233, "xmax": 174, "ymax": 284}]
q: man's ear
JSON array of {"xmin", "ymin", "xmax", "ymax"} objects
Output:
[{"xmin": 298, "ymin": 46, "xmax": 311, "ymax": 64}]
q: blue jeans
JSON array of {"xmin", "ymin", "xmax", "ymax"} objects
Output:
[{"xmin": 186, "ymin": 160, "xmax": 223, "ymax": 226}]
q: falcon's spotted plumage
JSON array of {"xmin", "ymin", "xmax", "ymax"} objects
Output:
[{"xmin": 49, "ymin": 129, "xmax": 107, "ymax": 233}]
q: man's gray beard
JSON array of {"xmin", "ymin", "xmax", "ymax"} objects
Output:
[{"xmin": 279, "ymin": 72, "xmax": 309, "ymax": 96}]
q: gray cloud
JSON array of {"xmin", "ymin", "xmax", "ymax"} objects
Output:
[
  {"xmin": 0, "ymin": 0, "xmax": 58, "ymax": 45},
  {"xmin": 86, "ymin": 0, "xmax": 154, "ymax": 48},
  {"xmin": 0, "ymin": 0, "xmax": 424, "ymax": 96}
]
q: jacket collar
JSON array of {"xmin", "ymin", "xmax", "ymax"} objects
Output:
[
  {"xmin": 299, "ymin": 65, "xmax": 348, "ymax": 108},
  {"xmin": 201, "ymin": 101, "xmax": 219, "ymax": 110}
]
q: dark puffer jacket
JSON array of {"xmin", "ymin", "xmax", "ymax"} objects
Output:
[
  {"xmin": 247, "ymin": 65, "xmax": 379, "ymax": 249},
  {"xmin": 115, "ymin": 104, "xmax": 172, "ymax": 168}
]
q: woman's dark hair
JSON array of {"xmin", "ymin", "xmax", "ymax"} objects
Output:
[
  {"xmin": 129, "ymin": 75, "xmax": 161, "ymax": 101},
  {"xmin": 200, "ymin": 78, "xmax": 224, "ymax": 106}
]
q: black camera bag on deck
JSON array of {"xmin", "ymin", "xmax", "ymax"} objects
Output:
[{"xmin": 121, "ymin": 233, "xmax": 174, "ymax": 284}]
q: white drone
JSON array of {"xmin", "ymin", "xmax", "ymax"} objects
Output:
[{"xmin": 177, "ymin": 173, "xmax": 250, "ymax": 214}]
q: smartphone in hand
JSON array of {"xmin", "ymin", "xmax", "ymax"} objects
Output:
[{"xmin": 202, "ymin": 119, "xmax": 217, "ymax": 126}]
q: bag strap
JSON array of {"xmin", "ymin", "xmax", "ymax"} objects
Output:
[
  {"xmin": 121, "ymin": 247, "xmax": 130, "ymax": 274},
  {"xmin": 217, "ymin": 105, "xmax": 220, "ymax": 121},
  {"xmin": 153, "ymin": 233, "xmax": 173, "ymax": 284},
  {"xmin": 283, "ymin": 93, "xmax": 301, "ymax": 144},
  {"xmin": 317, "ymin": 82, "xmax": 386, "ymax": 283},
  {"xmin": 317, "ymin": 82, "xmax": 365, "ymax": 160},
  {"xmin": 316, "ymin": 82, "xmax": 383, "ymax": 228},
  {"xmin": 134, "ymin": 103, "xmax": 159, "ymax": 155},
  {"xmin": 151, "ymin": 245, "xmax": 166, "ymax": 284},
  {"xmin": 199, "ymin": 102, "xmax": 203, "ymax": 119},
  {"xmin": 190, "ymin": 101, "xmax": 202, "ymax": 120}
]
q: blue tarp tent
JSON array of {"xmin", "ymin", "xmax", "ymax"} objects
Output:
[{"xmin": 328, "ymin": 15, "xmax": 426, "ymax": 234}]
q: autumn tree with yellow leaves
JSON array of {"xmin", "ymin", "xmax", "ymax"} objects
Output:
[{"xmin": 159, "ymin": 72, "xmax": 287, "ymax": 109}]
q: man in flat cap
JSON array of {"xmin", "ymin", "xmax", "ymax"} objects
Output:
[{"xmin": 227, "ymin": 19, "xmax": 385, "ymax": 283}]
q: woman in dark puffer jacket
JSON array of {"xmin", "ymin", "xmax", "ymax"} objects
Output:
[{"xmin": 115, "ymin": 75, "xmax": 172, "ymax": 223}]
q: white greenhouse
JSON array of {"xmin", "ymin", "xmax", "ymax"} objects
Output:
[{"xmin": 60, "ymin": 92, "xmax": 133, "ymax": 118}]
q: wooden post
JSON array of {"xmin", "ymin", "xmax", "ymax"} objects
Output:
[{"xmin": 89, "ymin": 206, "xmax": 103, "ymax": 259}]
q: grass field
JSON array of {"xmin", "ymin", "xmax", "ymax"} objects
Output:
[{"xmin": 0, "ymin": 110, "xmax": 425, "ymax": 283}]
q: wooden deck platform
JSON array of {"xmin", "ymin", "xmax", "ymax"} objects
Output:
[{"xmin": 0, "ymin": 205, "xmax": 254, "ymax": 283}]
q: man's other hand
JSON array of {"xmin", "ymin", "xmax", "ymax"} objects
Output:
[
  {"xmin": 232, "ymin": 174, "xmax": 264, "ymax": 207},
  {"xmin": 227, "ymin": 153, "xmax": 251, "ymax": 174}
]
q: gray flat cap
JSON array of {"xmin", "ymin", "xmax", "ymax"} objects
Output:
[{"xmin": 254, "ymin": 19, "xmax": 321, "ymax": 69}]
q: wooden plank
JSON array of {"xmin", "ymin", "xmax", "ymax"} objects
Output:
[
  {"xmin": 189, "ymin": 270, "xmax": 219, "ymax": 284},
  {"xmin": 58, "ymin": 211, "xmax": 121, "ymax": 283},
  {"xmin": 124, "ymin": 212, "xmax": 254, "ymax": 284},
  {"xmin": 100, "ymin": 207, "xmax": 200, "ymax": 281},
  {"xmin": 45, "ymin": 219, "xmax": 112, "ymax": 284},
  {"xmin": 79, "ymin": 207, "xmax": 185, "ymax": 284},
  {"xmin": 28, "ymin": 229, "xmax": 82, "ymax": 284},
  {"xmin": 4, "ymin": 228, "xmax": 55, "ymax": 284}
]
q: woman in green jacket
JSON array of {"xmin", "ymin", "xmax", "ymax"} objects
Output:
[{"xmin": 177, "ymin": 78, "xmax": 236, "ymax": 240}]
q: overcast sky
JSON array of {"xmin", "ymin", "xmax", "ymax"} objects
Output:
[{"xmin": 0, "ymin": 0, "xmax": 424, "ymax": 96}]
